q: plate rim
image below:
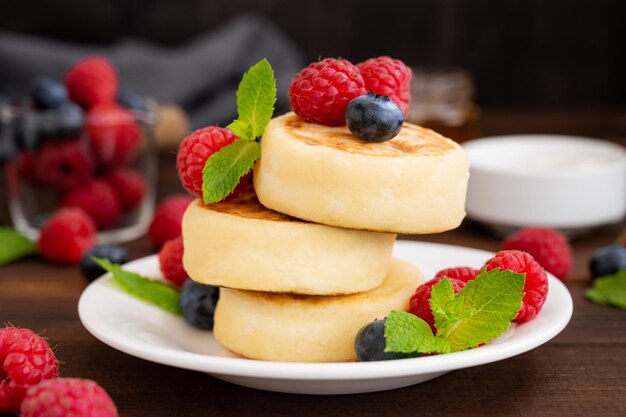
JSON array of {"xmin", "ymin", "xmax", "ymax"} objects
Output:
[{"xmin": 78, "ymin": 241, "xmax": 573, "ymax": 381}]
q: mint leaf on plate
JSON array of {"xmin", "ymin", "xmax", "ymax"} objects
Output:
[
  {"xmin": 429, "ymin": 277, "xmax": 456, "ymax": 327},
  {"xmin": 384, "ymin": 310, "xmax": 450, "ymax": 354},
  {"xmin": 202, "ymin": 139, "xmax": 261, "ymax": 204},
  {"xmin": 93, "ymin": 257, "xmax": 182, "ymax": 316},
  {"xmin": 385, "ymin": 269, "xmax": 525, "ymax": 355},
  {"xmin": 0, "ymin": 227, "xmax": 38, "ymax": 265},
  {"xmin": 435, "ymin": 269, "xmax": 525, "ymax": 351},
  {"xmin": 227, "ymin": 58, "xmax": 276, "ymax": 140},
  {"xmin": 586, "ymin": 271, "xmax": 626, "ymax": 309}
]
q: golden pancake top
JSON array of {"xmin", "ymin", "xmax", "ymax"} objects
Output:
[
  {"xmin": 202, "ymin": 185, "xmax": 299, "ymax": 223},
  {"xmin": 279, "ymin": 112, "xmax": 459, "ymax": 157}
]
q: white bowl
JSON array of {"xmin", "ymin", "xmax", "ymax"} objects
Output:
[{"xmin": 463, "ymin": 135, "xmax": 626, "ymax": 232}]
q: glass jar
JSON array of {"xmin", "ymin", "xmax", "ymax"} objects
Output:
[
  {"xmin": 2, "ymin": 100, "xmax": 158, "ymax": 244},
  {"xmin": 407, "ymin": 67, "xmax": 480, "ymax": 143}
]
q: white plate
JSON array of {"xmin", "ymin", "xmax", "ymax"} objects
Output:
[{"xmin": 78, "ymin": 241, "xmax": 573, "ymax": 395}]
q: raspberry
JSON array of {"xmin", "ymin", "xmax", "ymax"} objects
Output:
[
  {"xmin": 38, "ymin": 207, "xmax": 96, "ymax": 263},
  {"xmin": 289, "ymin": 58, "xmax": 367, "ymax": 126},
  {"xmin": 148, "ymin": 194, "xmax": 193, "ymax": 248},
  {"xmin": 21, "ymin": 378, "xmax": 118, "ymax": 417},
  {"xmin": 159, "ymin": 237, "xmax": 187, "ymax": 288},
  {"xmin": 0, "ymin": 327, "xmax": 59, "ymax": 413},
  {"xmin": 502, "ymin": 227, "xmax": 572, "ymax": 281},
  {"xmin": 434, "ymin": 266, "xmax": 480, "ymax": 283},
  {"xmin": 483, "ymin": 250, "xmax": 549, "ymax": 323},
  {"xmin": 86, "ymin": 104, "xmax": 140, "ymax": 170},
  {"xmin": 33, "ymin": 139, "xmax": 93, "ymax": 191},
  {"xmin": 408, "ymin": 276, "xmax": 466, "ymax": 332},
  {"xmin": 64, "ymin": 56, "xmax": 118, "ymax": 109},
  {"xmin": 176, "ymin": 126, "xmax": 239, "ymax": 198},
  {"xmin": 357, "ymin": 56, "xmax": 412, "ymax": 117},
  {"xmin": 61, "ymin": 180, "xmax": 122, "ymax": 229},
  {"xmin": 106, "ymin": 168, "xmax": 146, "ymax": 212}
]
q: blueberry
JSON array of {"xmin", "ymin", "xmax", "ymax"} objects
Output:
[
  {"xmin": 589, "ymin": 245, "xmax": 626, "ymax": 280},
  {"xmin": 80, "ymin": 245, "xmax": 131, "ymax": 282},
  {"xmin": 180, "ymin": 279, "xmax": 220, "ymax": 330},
  {"xmin": 345, "ymin": 91, "xmax": 404, "ymax": 143},
  {"xmin": 117, "ymin": 91, "xmax": 147, "ymax": 112},
  {"xmin": 30, "ymin": 76, "xmax": 68, "ymax": 110},
  {"xmin": 354, "ymin": 318, "xmax": 415, "ymax": 361}
]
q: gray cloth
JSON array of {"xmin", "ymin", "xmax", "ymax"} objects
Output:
[{"xmin": 0, "ymin": 15, "xmax": 304, "ymax": 128}]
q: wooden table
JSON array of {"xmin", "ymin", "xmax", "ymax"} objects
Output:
[{"xmin": 1, "ymin": 111, "xmax": 626, "ymax": 416}]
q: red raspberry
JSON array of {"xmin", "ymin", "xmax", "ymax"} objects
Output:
[
  {"xmin": 408, "ymin": 276, "xmax": 466, "ymax": 333},
  {"xmin": 176, "ymin": 126, "xmax": 239, "ymax": 198},
  {"xmin": 106, "ymin": 168, "xmax": 146, "ymax": 212},
  {"xmin": 38, "ymin": 207, "xmax": 96, "ymax": 263},
  {"xmin": 86, "ymin": 104, "xmax": 140, "ymax": 170},
  {"xmin": 33, "ymin": 139, "xmax": 93, "ymax": 191},
  {"xmin": 0, "ymin": 327, "xmax": 59, "ymax": 413},
  {"xmin": 357, "ymin": 56, "xmax": 412, "ymax": 117},
  {"xmin": 61, "ymin": 180, "xmax": 122, "ymax": 229},
  {"xmin": 148, "ymin": 194, "xmax": 193, "ymax": 248},
  {"xmin": 158, "ymin": 237, "xmax": 187, "ymax": 288},
  {"xmin": 21, "ymin": 378, "xmax": 118, "ymax": 417},
  {"xmin": 434, "ymin": 266, "xmax": 480, "ymax": 283},
  {"xmin": 502, "ymin": 227, "xmax": 572, "ymax": 281},
  {"xmin": 483, "ymin": 250, "xmax": 549, "ymax": 323},
  {"xmin": 289, "ymin": 58, "xmax": 367, "ymax": 126},
  {"xmin": 64, "ymin": 56, "xmax": 118, "ymax": 109}
]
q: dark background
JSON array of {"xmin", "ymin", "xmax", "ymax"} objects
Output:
[{"xmin": 0, "ymin": 0, "xmax": 624, "ymax": 110}]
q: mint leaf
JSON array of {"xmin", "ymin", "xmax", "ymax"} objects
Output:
[
  {"xmin": 385, "ymin": 269, "xmax": 525, "ymax": 356},
  {"xmin": 93, "ymin": 257, "xmax": 182, "ymax": 316},
  {"xmin": 585, "ymin": 271, "xmax": 626, "ymax": 309},
  {"xmin": 201, "ymin": 59, "xmax": 275, "ymax": 203},
  {"xmin": 202, "ymin": 139, "xmax": 260, "ymax": 204},
  {"xmin": 384, "ymin": 310, "xmax": 450, "ymax": 354},
  {"xmin": 227, "ymin": 119, "xmax": 254, "ymax": 139},
  {"xmin": 430, "ymin": 278, "xmax": 456, "ymax": 327},
  {"xmin": 0, "ymin": 227, "xmax": 37, "ymax": 265},
  {"xmin": 228, "ymin": 58, "xmax": 276, "ymax": 140},
  {"xmin": 436, "ymin": 268, "xmax": 525, "ymax": 351}
]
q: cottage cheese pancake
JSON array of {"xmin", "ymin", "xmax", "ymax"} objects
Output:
[
  {"xmin": 253, "ymin": 112, "xmax": 469, "ymax": 234},
  {"xmin": 213, "ymin": 258, "xmax": 423, "ymax": 362},
  {"xmin": 182, "ymin": 186, "xmax": 396, "ymax": 295}
]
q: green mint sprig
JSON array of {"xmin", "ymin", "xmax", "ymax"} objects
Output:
[
  {"xmin": 385, "ymin": 268, "xmax": 525, "ymax": 355},
  {"xmin": 586, "ymin": 271, "xmax": 626, "ymax": 309},
  {"xmin": 93, "ymin": 257, "xmax": 182, "ymax": 316},
  {"xmin": 202, "ymin": 58, "xmax": 276, "ymax": 204},
  {"xmin": 0, "ymin": 227, "xmax": 38, "ymax": 266}
]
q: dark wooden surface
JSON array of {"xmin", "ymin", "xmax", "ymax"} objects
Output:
[{"xmin": 2, "ymin": 111, "xmax": 626, "ymax": 416}]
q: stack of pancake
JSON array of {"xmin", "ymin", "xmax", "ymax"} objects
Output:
[{"xmin": 182, "ymin": 112, "xmax": 469, "ymax": 362}]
